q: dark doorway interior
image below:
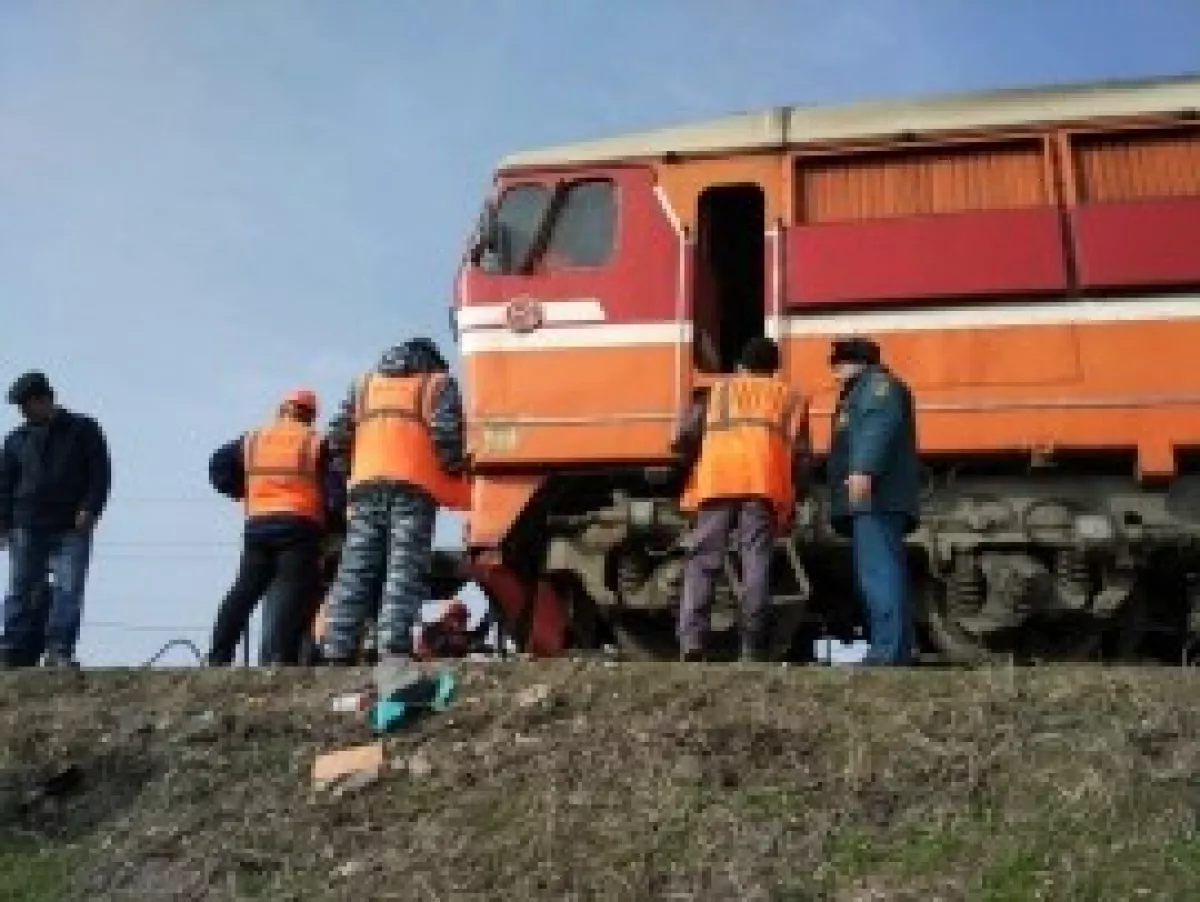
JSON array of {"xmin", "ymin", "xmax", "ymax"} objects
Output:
[{"xmin": 693, "ymin": 184, "xmax": 766, "ymax": 373}]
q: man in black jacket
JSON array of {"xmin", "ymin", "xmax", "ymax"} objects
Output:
[{"xmin": 0, "ymin": 372, "xmax": 111, "ymax": 668}]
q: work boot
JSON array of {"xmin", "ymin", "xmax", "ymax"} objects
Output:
[{"xmin": 43, "ymin": 651, "xmax": 80, "ymax": 669}]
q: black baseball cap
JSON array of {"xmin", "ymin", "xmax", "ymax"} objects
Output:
[
  {"xmin": 6, "ymin": 371, "xmax": 53, "ymax": 405},
  {"xmin": 829, "ymin": 336, "xmax": 881, "ymax": 366}
]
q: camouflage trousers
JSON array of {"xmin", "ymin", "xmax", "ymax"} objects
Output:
[{"xmin": 320, "ymin": 484, "xmax": 436, "ymax": 660}]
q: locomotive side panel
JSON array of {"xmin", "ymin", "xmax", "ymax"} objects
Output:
[
  {"xmin": 1070, "ymin": 125, "xmax": 1200, "ymax": 290},
  {"xmin": 784, "ymin": 121, "xmax": 1200, "ymax": 477}
]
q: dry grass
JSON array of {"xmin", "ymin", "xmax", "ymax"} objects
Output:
[{"xmin": 1, "ymin": 662, "xmax": 1199, "ymax": 900}]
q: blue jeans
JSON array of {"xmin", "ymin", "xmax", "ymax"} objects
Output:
[
  {"xmin": 851, "ymin": 512, "xmax": 912, "ymax": 665},
  {"xmin": 3, "ymin": 527, "xmax": 93, "ymax": 663}
]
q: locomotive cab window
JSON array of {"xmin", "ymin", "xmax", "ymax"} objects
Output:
[
  {"xmin": 479, "ymin": 182, "xmax": 552, "ymax": 274},
  {"xmin": 544, "ymin": 178, "xmax": 616, "ymax": 268}
]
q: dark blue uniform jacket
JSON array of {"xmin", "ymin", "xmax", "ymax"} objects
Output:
[{"xmin": 827, "ymin": 365, "xmax": 921, "ymax": 537}]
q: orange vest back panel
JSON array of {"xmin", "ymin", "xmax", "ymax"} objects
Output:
[
  {"xmin": 349, "ymin": 371, "xmax": 470, "ymax": 510},
  {"xmin": 244, "ymin": 421, "xmax": 324, "ymax": 523},
  {"xmin": 680, "ymin": 374, "xmax": 803, "ymax": 521}
]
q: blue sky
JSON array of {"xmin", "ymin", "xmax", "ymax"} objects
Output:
[{"xmin": 2, "ymin": 0, "xmax": 1197, "ymax": 666}]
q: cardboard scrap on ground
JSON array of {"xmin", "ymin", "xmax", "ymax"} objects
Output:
[
  {"xmin": 312, "ymin": 741, "xmax": 384, "ymax": 795},
  {"xmin": 310, "ymin": 666, "xmax": 460, "ymax": 795}
]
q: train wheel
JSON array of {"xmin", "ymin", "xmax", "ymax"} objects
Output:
[
  {"xmin": 1011, "ymin": 619, "xmax": 1103, "ymax": 664},
  {"xmin": 1112, "ymin": 589, "xmax": 1150, "ymax": 661}
]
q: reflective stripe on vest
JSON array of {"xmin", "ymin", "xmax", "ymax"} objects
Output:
[
  {"xmin": 705, "ymin": 377, "xmax": 799, "ymax": 437},
  {"xmin": 243, "ymin": 422, "xmax": 323, "ymax": 523},
  {"xmin": 348, "ymin": 371, "xmax": 471, "ymax": 511},
  {"xmin": 679, "ymin": 375, "xmax": 799, "ymax": 519}
]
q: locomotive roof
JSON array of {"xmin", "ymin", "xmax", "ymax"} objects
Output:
[{"xmin": 499, "ymin": 73, "xmax": 1200, "ymax": 170}]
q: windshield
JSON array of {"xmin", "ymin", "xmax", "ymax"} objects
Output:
[
  {"xmin": 478, "ymin": 182, "xmax": 553, "ymax": 274},
  {"xmin": 475, "ymin": 177, "xmax": 617, "ymax": 274}
]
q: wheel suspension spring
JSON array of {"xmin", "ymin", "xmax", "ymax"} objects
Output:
[
  {"xmin": 615, "ymin": 548, "xmax": 652, "ymax": 598},
  {"xmin": 1055, "ymin": 547, "xmax": 1090, "ymax": 594},
  {"xmin": 948, "ymin": 553, "xmax": 985, "ymax": 614}
]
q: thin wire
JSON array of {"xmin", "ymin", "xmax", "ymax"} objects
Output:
[
  {"xmin": 99, "ymin": 555, "xmax": 234, "ymax": 561},
  {"xmin": 117, "ymin": 498, "xmax": 227, "ymax": 504},
  {"xmin": 98, "ymin": 541, "xmax": 240, "ymax": 547},
  {"xmin": 85, "ymin": 621, "xmax": 209, "ymax": 633},
  {"xmin": 141, "ymin": 639, "xmax": 204, "ymax": 667}
]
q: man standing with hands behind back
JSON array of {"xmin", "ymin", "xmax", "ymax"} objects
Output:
[
  {"xmin": 826, "ymin": 337, "xmax": 920, "ymax": 666},
  {"xmin": 0, "ymin": 372, "xmax": 111, "ymax": 668}
]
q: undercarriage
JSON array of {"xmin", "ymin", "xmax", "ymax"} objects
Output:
[{"xmin": 457, "ymin": 457, "xmax": 1200, "ymax": 665}]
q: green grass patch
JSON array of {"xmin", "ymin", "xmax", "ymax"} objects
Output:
[
  {"xmin": 817, "ymin": 813, "xmax": 1200, "ymax": 901},
  {"xmin": 0, "ymin": 832, "xmax": 83, "ymax": 902}
]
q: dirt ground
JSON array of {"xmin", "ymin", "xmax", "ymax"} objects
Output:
[{"xmin": 1, "ymin": 662, "xmax": 1199, "ymax": 901}]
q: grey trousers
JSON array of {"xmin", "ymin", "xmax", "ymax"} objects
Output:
[
  {"xmin": 320, "ymin": 485, "xmax": 437, "ymax": 660},
  {"xmin": 677, "ymin": 499, "xmax": 774, "ymax": 651}
]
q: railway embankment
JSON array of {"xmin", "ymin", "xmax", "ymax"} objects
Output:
[{"xmin": 2, "ymin": 662, "xmax": 1198, "ymax": 900}]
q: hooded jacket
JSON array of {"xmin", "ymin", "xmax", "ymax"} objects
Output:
[{"xmin": 325, "ymin": 339, "xmax": 466, "ymax": 496}]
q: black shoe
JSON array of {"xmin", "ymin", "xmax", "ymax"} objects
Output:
[{"xmin": 680, "ymin": 647, "xmax": 707, "ymax": 663}]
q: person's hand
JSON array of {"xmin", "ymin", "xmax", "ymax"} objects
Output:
[
  {"xmin": 847, "ymin": 473, "xmax": 872, "ymax": 504},
  {"xmin": 75, "ymin": 511, "xmax": 95, "ymax": 531}
]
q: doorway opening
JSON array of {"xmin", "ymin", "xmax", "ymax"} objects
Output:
[{"xmin": 693, "ymin": 184, "xmax": 766, "ymax": 373}]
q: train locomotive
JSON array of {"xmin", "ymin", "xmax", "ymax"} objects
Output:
[{"xmin": 439, "ymin": 74, "xmax": 1200, "ymax": 665}]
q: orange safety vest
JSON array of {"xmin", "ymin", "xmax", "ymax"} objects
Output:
[
  {"xmin": 349, "ymin": 371, "xmax": 471, "ymax": 511},
  {"xmin": 679, "ymin": 374, "xmax": 805, "ymax": 524},
  {"xmin": 243, "ymin": 420, "xmax": 324, "ymax": 523}
]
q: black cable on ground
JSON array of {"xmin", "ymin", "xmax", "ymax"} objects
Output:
[{"xmin": 141, "ymin": 638, "xmax": 204, "ymax": 668}]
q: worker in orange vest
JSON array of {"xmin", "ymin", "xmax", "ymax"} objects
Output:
[
  {"xmin": 206, "ymin": 389, "xmax": 346, "ymax": 666},
  {"xmin": 318, "ymin": 338, "xmax": 469, "ymax": 675},
  {"xmin": 674, "ymin": 337, "xmax": 811, "ymax": 662}
]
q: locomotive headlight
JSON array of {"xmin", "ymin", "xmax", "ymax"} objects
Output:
[{"xmin": 1074, "ymin": 514, "xmax": 1115, "ymax": 543}]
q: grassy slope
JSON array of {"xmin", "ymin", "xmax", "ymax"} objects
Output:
[{"xmin": 1, "ymin": 663, "xmax": 1199, "ymax": 901}]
